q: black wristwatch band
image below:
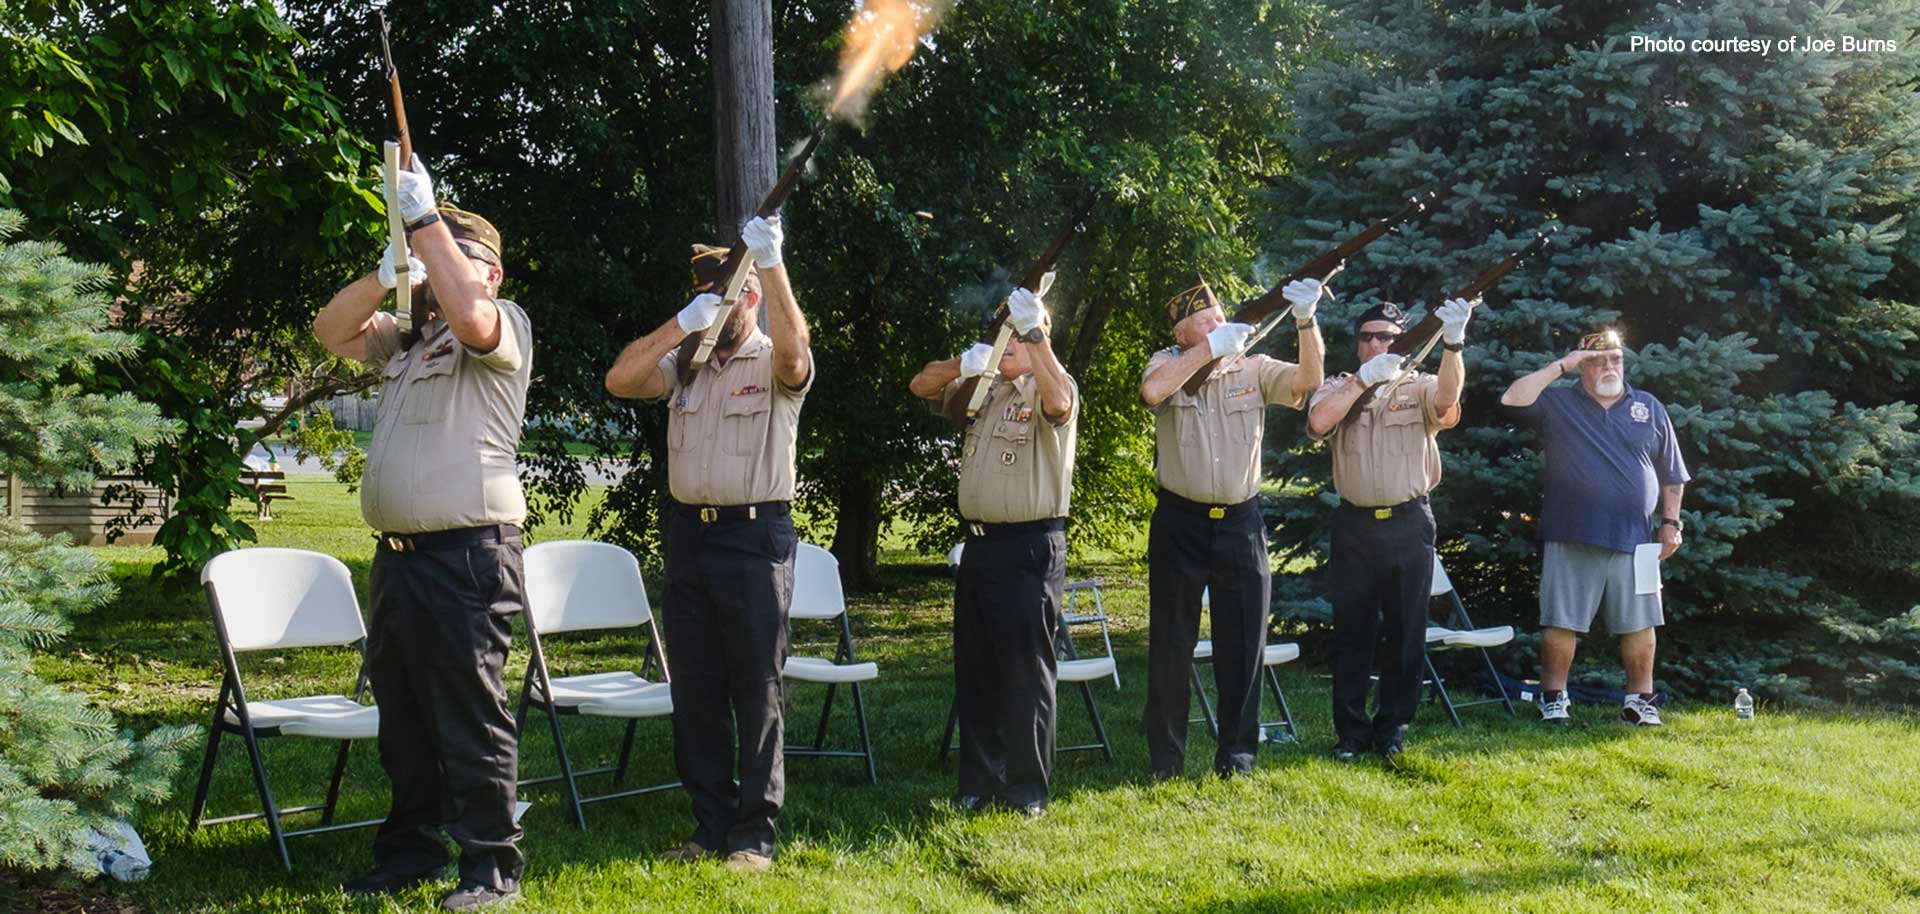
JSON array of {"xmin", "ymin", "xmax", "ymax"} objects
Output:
[
  {"xmin": 405, "ymin": 210, "xmax": 442, "ymax": 233},
  {"xmin": 1657, "ymin": 517, "xmax": 1683, "ymax": 531},
  {"xmin": 1443, "ymin": 341, "xmax": 1464, "ymax": 353}
]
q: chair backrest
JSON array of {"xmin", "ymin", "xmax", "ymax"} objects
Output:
[
  {"xmin": 524, "ymin": 540, "xmax": 654, "ymax": 635},
  {"xmin": 202, "ymin": 548, "xmax": 366, "ymax": 653},
  {"xmin": 792, "ymin": 542, "xmax": 847, "ymax": 621},
  {"xmin": 1430, "ymin": 554, "xmax": 1455, "ymax": 597}
]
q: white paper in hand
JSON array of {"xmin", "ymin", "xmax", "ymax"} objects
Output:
[{"xmin": 1633, "ymin": 543, "xmax": 1663, "ymax": 595}]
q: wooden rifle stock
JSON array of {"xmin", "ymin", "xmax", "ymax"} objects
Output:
[
  {"xmin": 1338, "ymin": 228, "xmax": 1555, "ymax": 425},
  {"xmin": 376, "ymin": 14, "xmax": 420, "ymax": 334},
  {"xmin": 1181, "ymin": 190, "xmax": 1437, "ymax": 395},
  {"xmin": 676, "ymin": 122, "xmax": 833, "ymax": 384},
  {"xmin": 952, "ymin": 191, "xmax": 1099, "ymax": 421}
]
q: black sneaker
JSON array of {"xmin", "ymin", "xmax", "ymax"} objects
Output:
[
  {"xmin": 1011, "ymin": 801, "xmax": 1047, "ymax": 819},
  {"xmin": 440, "ymin": 881, "xmax": 519, "ymax": 910},
  {"xmin": 1377, "ymin": 739, "xmax": 1406, "ymax": 766},
  {"xmin": 1331, "ymin": 739, "xmax": 1368, "ymax": 763},
  {"xmin": 342, "ymin": 867, "xmax": 442, "ymax": 896}
]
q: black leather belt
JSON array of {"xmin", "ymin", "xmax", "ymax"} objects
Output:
[
  {"xmin": 962, "ymin": 517, "xmax": 1066, "ymax": 539},
  {"xmin": 675, "ymin": 500, "xmax": 791, "ymax": 523},
  {"xmin": 376, "ymin": 524, "xmax": 521, "ymax": 554},
  {"xmin": 1157, "ymin": 488, "xmax": 1258, "ymax": 520},
  {"xmin": 1338, "ymin": 494, "xmax": 1429, "ymax": 521}
]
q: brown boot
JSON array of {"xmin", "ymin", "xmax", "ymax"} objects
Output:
[{"xmin": 660, "ymin": 840, "xmax": 716, "ymax": 863}]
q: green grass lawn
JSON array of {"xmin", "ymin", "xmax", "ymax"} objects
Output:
[{"xmin": 23, "ymin": 478, "xmax": 1920, "ymax": 913}]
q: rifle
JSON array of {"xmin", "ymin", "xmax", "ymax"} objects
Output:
[
  {"xmin": 1182, "ymin": 191, "xmax": 1438, "ymax": 395},
  {"xmin": 675, "ymin": 121, "xmax": 832, "ymax": 384},
  {"xmin": 1341, "ymin": 228, "xmax": 1555, "ymax": 424},
  {"xmin": 952, "ymin": 191, "xmax": 1098, "ymax": 421},
  {"xmin": 377, "ymin": 14, "xmax": 422, "ymax": 336}
]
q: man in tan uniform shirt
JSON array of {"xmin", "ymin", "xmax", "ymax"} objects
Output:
[
  {"xmin": 1137, "ymin": 275, "xmax": 1324, "ymax": 779},
  {"xmin": 604, "ymin": 216, "xmax": 809, "ymax": 872},
  {"xmin": 1305, "ymin": 298, "xmax": 1472, "ymax": 762},
  {"xmin": 313, "ymin": 154, "xmax": 528, "ymax": 910},
  {"xmin": 909, "ymin": 285, "xmax": 1076, "ymax": 815}
]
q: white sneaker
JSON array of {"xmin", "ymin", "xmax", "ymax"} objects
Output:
[
  {"xmin": 1621, "ymin": 694, "xmax": 1663, "ymax": 726},
  {"xmin": 1539, "ymin": 690, "xmax": 1572, "ymax": 724}
]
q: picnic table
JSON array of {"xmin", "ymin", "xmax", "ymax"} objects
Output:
[{"xmin": 242, "ymin": 468, "xmax": 294, "ymax": 521}]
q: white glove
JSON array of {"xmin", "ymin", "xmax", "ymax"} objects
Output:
[
  {"xmin": 741, "ymin": 215, "xmax": 784, "ymax": 269},
  {"xmin": 1007, "ymin": 287, "xmax": 1047, "ymax": 335},
  {"xmin": 1357, "ymin": 352, "xmax": 1404, "ymax": 386},
  {"xmin": 676, "ymin": 293, "xmax": 724, "ymax": 334},
  {"xmin": 959, "ymin": 343, "xmax": 994, "ymax": 378},
  {"xmin": 393, "ymin": 153, "xmax": 437, "ymax": 224},
  {"xmin": 1282, "ymin": 278, "xmax": 1325, "ymax": 320},
  {"xmin": 377, "ymin": 243, "xmax": 427, "ymax": 290},
  {"xmin": 1437, "ymin": 297, "xmax": 1474, "ymax": 345},
  {"xmin": 1205, "ymin": 322, "xmax": 1254, "ymax": 358}
]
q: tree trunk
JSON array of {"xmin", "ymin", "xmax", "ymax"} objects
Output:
[
  {"xmin": 711, "ymin": 0, "xmax": 778, "ymax": 242},
  {"xmin": 829, "ymin": 471, "xmax": 885, "ymax": 592},
  {"xmin": 1067, "ymin": 234, "xmax": 1136, "ymax": 378}
]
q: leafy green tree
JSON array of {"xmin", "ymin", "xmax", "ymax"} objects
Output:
[
  {"xmin": 1263, "ymin": 0, "xmax": 1920, "ymax": 704},
  {"xmin": 0, "ymin": 209, "xmax": 193, "ymax": 874},
  {"xmin": 2, "ymin": 0, "xmax": 383, "ymax": 577}
]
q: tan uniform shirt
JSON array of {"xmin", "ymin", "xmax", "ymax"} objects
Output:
[
  {"xmin": 938, "ymin": 373, "xmax": 1078, "ymax": 523},
  {"xmin": 1308, "ymin": 372, "xmax": 1453, "ymax": 507},
  {"xmin": 1146, "ymin": 349, "xmax": 1306, "ymax": 504},
  {"xmin": 652, "ymin": 329, "xmax": 810, "ymax": 506},
  {"xmin": 360, "ymin": 301, "xmax": 533, "ymax": 534}
]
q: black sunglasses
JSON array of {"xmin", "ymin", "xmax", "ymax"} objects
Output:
[{"xmin": 1357, "ymin": 330, "xmax": 1401, "ymax": 343}]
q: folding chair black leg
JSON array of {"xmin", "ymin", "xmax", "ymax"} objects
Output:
[
  {"xmin": 1189, "ymin": 664, "xmax": 1219, "ymax": 739},
  {"xmin": 187, "ymin": 694, "xmax": 227, "ymax": 831},
  {"xmin": 541, "ymin": 703, "xmax": 588, "ymax": 831},
  {"xmin": 612, "ymin": 719, "xmax": 638, "ymax": 786},
  {"xmin": 236, "ymin": 723, "xmax": 291, "ymax": 871},
  {"xmin": 1425, "ymin": 653, "xmax": 1462, "ymax": 727},
  {"xmin": 319, "ymin": 740, "xmax": 353, "ymax": 827},
  {"xmin": 812, "ymin": 684, "xmax": 838, "ymax": 751},
  {"xmin": 1078, "ymin": 682, "xmax": 1114, "ymax": 760},
  {"xmin": 850, "ymin": 682, "xmax": 878, "ymax": 785},
  {"xmin": 1263, "ymin": 666, "xmax": 1298, "ymax": 743},
  {"xmin": 938, "ymin": 699, "xmax": 957, "ymax": 762},
  {"xmin": 1478, "ymin": 647, "xmax": 1516, "ymax": 715}
]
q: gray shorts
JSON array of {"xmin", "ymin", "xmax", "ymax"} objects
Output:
[{"xmin": 1539, "ymin": 541, "xmax": 1664, "ymax": 634}]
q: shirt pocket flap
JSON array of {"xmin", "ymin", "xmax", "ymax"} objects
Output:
[{"xmin": 721, "ymin": 391, "xmax": 771, "ymax": 417}]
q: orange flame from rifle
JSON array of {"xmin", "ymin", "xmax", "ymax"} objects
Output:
[{"xmin": 825, "ymin": 0, "xmax": 948, "ymax": 122}]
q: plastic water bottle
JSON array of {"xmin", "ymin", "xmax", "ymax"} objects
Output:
[{"xmin": 1733, "ymin": 687, "xmax": 1754, "ymax": 720}]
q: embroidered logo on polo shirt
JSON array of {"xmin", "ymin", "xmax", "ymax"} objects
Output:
[
  {"xmin": 1227, "ymin": 384, "xmax": 1257, "ymax": 399},
  {"xmin": 1630, "ymin": 402, "xmax": 1651, "ymax": 423},
  {"xmin": 731, "ymin": 384, "xmax": 767, "ymax": 397}
]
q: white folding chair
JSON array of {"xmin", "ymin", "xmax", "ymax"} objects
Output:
[
  {"xmin": 782, "ymin": 543, "xmax": 881, "ymax": 783},
  {"xmin": 1423, "ymin": 555, "xmax": 1517, "ymax": 724},
  {"xmin": 1188, "ymin": 587, "xmax": 1303, "ymax": 744},
  {"xmin": 188, "ymin": 548, "xmax": 381, "ymax": 871},
  {"xmin": 518, "ymin": 541, "xmax": 676, "ymax": 830}
]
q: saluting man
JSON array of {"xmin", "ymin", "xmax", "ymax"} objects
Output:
[
  {"xmin": 313, "ymin": 156, "xmax": 530, "ymax": 910},
  {"xmin": 909, "ymin": 286, "xmax": 1078, "ymax": 816},
  {"xmin": 1304, "ymin": 297, "xmax": 1473, "ymax": 763},
  {"xmin": 1498, "ymin": 330, "xmax": 1689, "ymax": 727},
  {"xmin": 1136, "ymin": 277, "xmax": 1325, "ymax": 780},
  {"xmin": 604, "ymin": 215, "xmax": 811, "ymax": 873}
]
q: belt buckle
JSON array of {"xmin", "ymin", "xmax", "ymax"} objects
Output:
[
  {"xmin": 1374, "ymin": 507, "xmax": 1393, "ymax": 521},
  {"xmin": 699, "ymin": 507, "xmax": 718, "ymax": 523},
  {"xmin": 1208, "ymin": 506, "xmax": 1226, "ymax": 520},
  {"xmin": 385, "ymin": 534, "xmax": 410, "ymax": 553},
  {"xmin": 747, "ymin": 506, "xmax": 758, "ymax": 521},
  {"xmin": 968, "ymin": 522, "xmax": 985, "ymax": 537}
]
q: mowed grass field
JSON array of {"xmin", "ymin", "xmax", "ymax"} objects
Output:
[{"xmin": 19, "ymin": 478, "xmax": 1920, "ymax": 914}]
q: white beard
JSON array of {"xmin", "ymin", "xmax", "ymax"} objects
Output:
[{"xmin": 1596, "ymin": 377, "xmax": 1623, "ymax": 397}]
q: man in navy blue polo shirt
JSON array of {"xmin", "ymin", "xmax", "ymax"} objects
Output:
[{"xmin": 1500, "ymin": 330, "xmax": 1689, "ymax": 726}]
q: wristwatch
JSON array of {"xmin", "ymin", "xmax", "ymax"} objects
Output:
[
  {"xmin": 1657, "ymin": 517, "xmax": 1683, "ymax": 532},
  {"xmin": 1443, "ymin": 341, "xmax": 1464, "ymax": 353},
  {"xmin": 1296, "ymin": 317, "xmax": 1317, "ymax": 330}
]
